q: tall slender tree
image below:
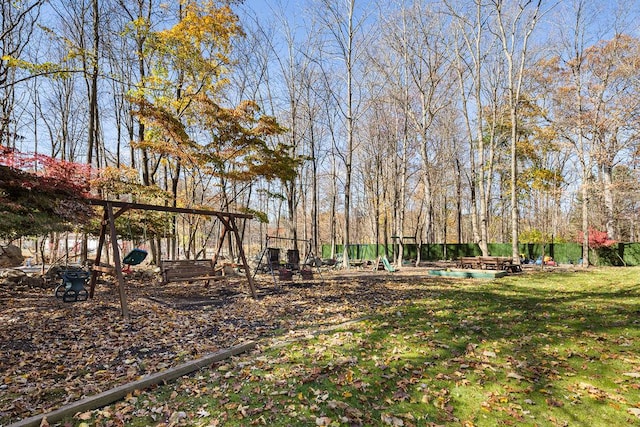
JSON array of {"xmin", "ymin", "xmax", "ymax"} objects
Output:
[
  {"xmin": 0, "ymin": 0, "xmax": 45, "ymax": 147},
  {"xmin": 490, "ymin": 0, "xmax": 544, "ymax": 263},
  {"xmin": 313, "ymin": 0, "xmax": 371, "ymax": 267}
]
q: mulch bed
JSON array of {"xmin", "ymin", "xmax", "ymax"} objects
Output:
[{"xmin": 0, "ymin": 267, "xmax": 443, "ymax": 425}]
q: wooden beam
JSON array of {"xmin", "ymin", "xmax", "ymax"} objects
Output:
[
  {"xmin": 7, "ymin": 341, "xmax": 256, "ymax": 427},
  {"xmin": 211, "ymin": 220, "xmax": 229, "ymax": 268},
  {"xmin": 87, "ymin": 198, "xmax": 253, "ymax": 220}
]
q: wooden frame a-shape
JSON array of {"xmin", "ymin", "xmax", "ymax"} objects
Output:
[{"xmin": 87, "ymin": 199, "xmax": 258, "ymax": 319}]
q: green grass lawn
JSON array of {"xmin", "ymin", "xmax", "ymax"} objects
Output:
[{"xmin": 73, "ymin": 268, "xmax": 640, "ymax": 426}]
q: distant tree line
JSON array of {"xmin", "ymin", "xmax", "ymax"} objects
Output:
[{"xmin": 1, "ymin": 0, "xmax": 639, "ymax": 267}]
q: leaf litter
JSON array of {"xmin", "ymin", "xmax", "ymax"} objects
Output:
[
  {"xmin": 2, "ymin": 267, "xmax": 640, "ymax": 426},
  {"xmin": 0, "ymin": 269, "xmax": 433, "ymax": 424}
]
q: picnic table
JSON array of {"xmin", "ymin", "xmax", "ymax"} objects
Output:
[{"xmin": 456, "ymin": 256, "xmax": 521, "ymax": 272}]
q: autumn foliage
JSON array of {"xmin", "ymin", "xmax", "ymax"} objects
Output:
[
  {"xmin": 0, "ymin": 145, "xmax": 94, "ymax": 239},
  {"xmin": 577, "ymin": 227, "xmax": 616, "ymax": 249}
]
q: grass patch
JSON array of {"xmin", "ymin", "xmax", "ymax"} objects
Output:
[{"xmin": 70, "ymin": 268, "xmax": 640, "ymax": 426}]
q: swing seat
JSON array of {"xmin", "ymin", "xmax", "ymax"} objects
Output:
[{"xmin": 123, "ymin": 248, "xmax": 148, "ymax": 266}]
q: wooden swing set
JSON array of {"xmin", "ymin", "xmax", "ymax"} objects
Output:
[{"xmin": 87, "ymin": 199, "xmax": 257, "ymax": 319}]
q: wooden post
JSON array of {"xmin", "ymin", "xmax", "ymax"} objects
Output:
[
  {"xmin": 230, "ymin": 216, "xmax": 258, "ymax": 298},
  {"xmin": 89, "ymin": 209, "xmax": 109, "ymax": 298},
  {"xmin": 211, "ymin": 216, "xmax": 228, "ymax": 268},
  {"xmin": 106, "ymin": 202, "xmax": 129, "ymax": 319}
]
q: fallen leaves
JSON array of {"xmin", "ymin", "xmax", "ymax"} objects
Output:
[
  {"xmin": 506, "ymin": 372, "xmax": 526, "ymax": 381},
  {"xmin": 628, "ymin": 407, "xmax": 640, "ymax": 418},
  {"xmin": 3, "ymin": 268, "xmax": 640, "ymax": 426},
  {"xmin": 0, "ymin": 270, "xmax": 441, "ymax": 424},
  {"xmin": 381, "ymin": 412, "xmax": 404, "ymax": 426}
]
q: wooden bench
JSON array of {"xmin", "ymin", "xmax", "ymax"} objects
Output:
[
  {"xmin": 160, "ymin": 259, "xmax": 222, "ymax": 285},
  {"xmin": 499, "ymin": 257, "xmax": 522, "ymax": 273},
  {"xmin": 493, "ymin": 257, "xmax": 522, "ymax": 272},
  {"xmin": 458, "ymin": 256, "xmax": 481, "ymax": 269}
]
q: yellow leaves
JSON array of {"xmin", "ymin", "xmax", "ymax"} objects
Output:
[
  {"xmin": 131, "ymin": 17, "xmax": 149, "ymax": 31},
  {"xmin": 161, "ymin": 3, "xmax": 241, "ymax": 49},
  {"xmin": 3, "ymin": 56, "xmax": 68, "ymax": 78},
  {"xmin": 133, "ymin": 97, "xmax": 192, "ymax": 146},
  {"xmin": 130, "ymin": 2, "xmax": 245, "ymax": 168},
  {"xmin": 150, "ymin": 1, "xmax": 241, "ymax": 90},
  {"xmin": 235, "ymin": 100, "xmax": 260, "ymax": 117},
  {"xmin": 344, "ymin": 369, "xmax": 353, "ymax": 384},
  {"xmin": 254, "ymin": 115, "xmax": 288, "ymax": 136}
]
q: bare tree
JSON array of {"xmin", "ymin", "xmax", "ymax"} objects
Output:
[
  {"xmin": 490, "ymin": 0, "xmax": 545, "ymax": 263},
  {"xmin": 581, "ymin": 35, "xmax": 640, "ymax": 240},
  {"xmin": 535, "ymin": 0, "xmax": 624, "ymax": 265},
  {"xmin": 447, "ymin": 0, "xmax": 500, "ymax": 256},
  {"xmin": 313, "ymin": 0, "xmax": 371, "ymax": 268},
  {"xmin": 0, "ymin": 0, "xmax": 45, "ymax": 147},
  {"xmin": 392, "ymin": 2, "xmax": 456, "ymax": 263}
]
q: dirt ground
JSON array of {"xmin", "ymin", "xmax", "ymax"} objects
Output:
[{"xmin": 0, "ymin": 266, "xmax": 444, "ymax": 425}]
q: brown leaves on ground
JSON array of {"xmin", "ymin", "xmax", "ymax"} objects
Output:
[{"xmin": 0, "ymin": 268, "xmax": 432, "ymax": 424}]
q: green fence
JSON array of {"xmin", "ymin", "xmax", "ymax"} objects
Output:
[
  {"xmin": 321, "ymin": 243, "xmax": 640, "ymax": 266},
  {"xmin": 322, "ymin": 244, "xmax": 390, "ymax": 260}
]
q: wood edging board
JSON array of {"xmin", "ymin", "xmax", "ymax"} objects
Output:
[{"xmin": 8, "ymin": 341, "xmax": 256, "ymax": 427}]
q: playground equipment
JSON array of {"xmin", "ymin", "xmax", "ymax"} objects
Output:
[
  {"xmin": 122, "ymin": 248, "xmax": 148, "ymax": 273},
  {"xmin": 253, "ymin": 235, "xmax": 320, "ymax": 283},
  {"xmin": 87, "ymin": 199, "xmax": 257, "ymax": 319},
  {"xmin": 54, "ymin": 270, "xmax": 90, "ymax": 302}
]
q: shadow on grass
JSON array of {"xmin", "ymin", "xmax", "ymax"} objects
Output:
[
  {"xmin": 349, "ymin": 271, "xmax": 640, "ymax": 425},
  {"xmin": 61, "ymin": 268, "xmax": 640, "ymax": 426},
  {"xmin": 263, "ymin": 269, "xmax": 640, "ymax": 425}
]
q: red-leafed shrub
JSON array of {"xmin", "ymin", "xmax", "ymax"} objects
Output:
[
  {"xmin": 576, "ymin": 228, "xmax": 616, "ymax": 249},
  {"xmin": 577, "ymin": 227, "xmax": 622, "ymax": 266},
  {"xmin": 0, "ymin": 146, "xmax": 94, "ymax": 240}
]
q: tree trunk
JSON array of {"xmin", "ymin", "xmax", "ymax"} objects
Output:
[
  {"xmin": 330, "ymin": 152, "xmax": 337, "ymax": 259},
  {"xmin": 87, "ymin": 0, "xmax": 100, "ymax": 167},
  {"xmin": 602, "ymin": 163, "xmax": 616, "ymax": 240},
  {"xmin": 310, "ymin": 113, "xmax": 319, "ymax": 255},
  {"xmin": 510, "ymin": 106, "xmax": 519, "ymax": 263},
  {"xmin": 581, "ymin": 169, "xmax": 590, "ymax": 267},
  {"xmin": 455, "ymin": 159, "xmax": 462, "ymax": 243}
]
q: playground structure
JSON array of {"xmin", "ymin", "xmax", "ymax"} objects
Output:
[
  {"xmin": 87, "ymin": 199, "xmax": 257, "ymax": 319},
  {"xmin": 54, "ymin": 269, "xmax": 91, "ymax": 302},
  {"xmin": 122, "ymin": 248, "xmax": 148, "ymax": 272},
  {"xmin": 253, "ymin": 235, "xmax": 319, "ymax": 282}
]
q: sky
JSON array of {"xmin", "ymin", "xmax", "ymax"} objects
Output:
[{"xmin": 10, "ymin": 0, "xmax": 640, "ymax": 157}]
